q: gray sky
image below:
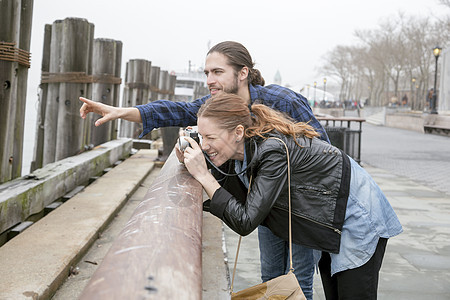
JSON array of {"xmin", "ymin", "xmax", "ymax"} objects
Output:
[
  {"xmin": 21, "ymin": 0, "xmax": 447, "ymax": 174},
  {"xmin": 29, "ymin": 0, "xmax": 446, "ymax": 92}
]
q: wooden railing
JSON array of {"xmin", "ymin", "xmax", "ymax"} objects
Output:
[{"xmin": 79, "ymin": 151, "xmax": 204, "ymax": 299}]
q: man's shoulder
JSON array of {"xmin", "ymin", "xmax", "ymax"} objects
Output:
[{"xmin": 252, "ymin": 84, "xmax": 300, "ymax": 102}]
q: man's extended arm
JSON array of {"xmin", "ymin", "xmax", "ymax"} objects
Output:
[{"xmin": 79, "ymin": 97, "xmax": 142, "ymax": 126}]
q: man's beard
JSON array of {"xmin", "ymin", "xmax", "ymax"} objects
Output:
[{"xmin": 223, "ymin": 76, "xmax": 239, "ymax": 94}]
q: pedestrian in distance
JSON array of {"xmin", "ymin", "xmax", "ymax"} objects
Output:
[
  {"xmin": 79, "ymin": 40, "xmax": 330, "ymax": 299},
  {"xmin": 179, "ymin": 92, "xmax": 403, "ymax": 300},
  {"xmin": 426, "ymin": 88, "xmax": 434, "ymax": 111}
]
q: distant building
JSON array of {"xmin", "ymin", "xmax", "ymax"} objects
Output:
[
  {"xmin": 174, "ymin": 70, "xmax": 209, "ymax": 102},
  {"xmin": 274, "ymin": 70, "xmax": 282, "ymax": 85}
]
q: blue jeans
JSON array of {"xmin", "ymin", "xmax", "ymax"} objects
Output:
[{"xmin": 258, "ymin": 225, "xmax": 315, "ymax": 300}]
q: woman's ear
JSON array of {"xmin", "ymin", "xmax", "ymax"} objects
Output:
[{"xmin": 235, "ymin": 125, "xmax": 245, "ymax": 142}]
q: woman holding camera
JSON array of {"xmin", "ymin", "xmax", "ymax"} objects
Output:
[{"xmin": 179, "ymin": 93, "xmax": 402, "ymax": 299}]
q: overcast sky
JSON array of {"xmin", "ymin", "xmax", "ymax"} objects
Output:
[
  {"xmin": 20, "ymin": 0, "xmax": 448, "ymax": 174},
  {"xmin": 28, "ymin": 0, "xmax": 447, "ymax": 92}
]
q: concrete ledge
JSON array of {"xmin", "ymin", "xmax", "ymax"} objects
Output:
[
  {"xmin": 0, "ymin": 138, "xmax": 132, "ymax": 235},
  {"xmin": 0, "ymin": 149, "xmax": 158, "ymax": 300}
]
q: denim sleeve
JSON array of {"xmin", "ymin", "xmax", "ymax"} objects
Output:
[
  {"xmin": 135, "ymin": 95, "xmax": 210, "ymax": 138},
  {"xmin": 278, "ymin": 92, "xmax": 330, "ymax": 143},
  {"xmin": 291, "ymin": 99, "xmax": 330, "ymax": 143}
]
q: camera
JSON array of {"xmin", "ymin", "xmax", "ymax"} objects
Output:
[{"xmin": 178, "ymin": 127, "xmax": 202, "ymax": 151}]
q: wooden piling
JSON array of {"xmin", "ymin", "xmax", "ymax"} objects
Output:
[
  {"xmin": 0, "ymin": 0, "xmax": 33, "ymax": 183},
  {"xmin": 42, "ymin": 20, "xmax": 63, "ymax": 165},
  {"xmin": 89, "ymin": 38, "xmax": 122, "ymax": 146},
  {"xmin": 120, "ymin": 59, "xmax": 152, "ymax": 138},
  {"xmin": 12, "ymin": 0, "xmax": 33, "ymax": 178},
  {"xmin": 111, "ymin": 40, "xmax": 123, "ymax": 140},
  {"xmin": 150, "ymin": 66, "xmax": 160, "ymax": 102},
  {"xmin": 31, "ymin": 24, "xmax": 51, "ymax": 172},
  {"xmin": 55, "ymin": 18, "xmax": 94, "ymax": 161},
  {"xmin": 158, "ymin": 71, "xmax": 179, "ymax": 157},
  {"xmin": 157, "ymin": 70, "xmax": 169, "ymax": 100}
]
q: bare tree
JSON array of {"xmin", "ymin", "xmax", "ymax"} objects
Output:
[{"xmin": 321, "ymin": 9, "xmax": 449, "ymax": 109}]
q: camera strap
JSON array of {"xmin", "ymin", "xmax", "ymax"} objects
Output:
[{"xmin": 203, "ymin": 138, "xmax": 258, "ymax": 178}]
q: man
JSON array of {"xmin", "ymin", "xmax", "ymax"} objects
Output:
[{"xmin": 80, "ymin": 41, "xmax": 329, "ymax": 299}]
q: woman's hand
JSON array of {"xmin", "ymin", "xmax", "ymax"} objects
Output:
[
  {"xmin": 182, "ymin": 137, "xmax": 221, "ymax": 198},
  {"xmin": 175, "ymin": 140, "xmax": 185, "ymax": 164},
  {"xmin": 182, "ymin": 137, "xmax": 208, "ymax": 181}
]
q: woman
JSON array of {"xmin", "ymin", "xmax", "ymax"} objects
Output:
[{"xmin": 180, "ymin": 93, "xmax": 402, "ymax": 299}]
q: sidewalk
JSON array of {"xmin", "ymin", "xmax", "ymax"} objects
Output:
[{"xmin": 222, "ymin": 163, "xmax": 450, "ymax": 299}]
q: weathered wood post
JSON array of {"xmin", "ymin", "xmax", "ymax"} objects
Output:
[
  {"xmin": 42, "ymin": 19, "xmax": 63, "ymax": 165},
  {"xmin": 31, "ymin": 24, "xmax": 51, "ymax": 172},
  {"xmin": 150, "ymin": 66, "xmax": 160, "ymax": 102},
  {"xmin": 0, "ymin": 0, "xmax": 33, "ymax": 183},
  {"xmin": 168, "ymin": 74, "xmax": 177, "ymax": 101},
  {"xmin": 157, "ymin": 70, "xmax": 168, "ymax": 100},
  {"xmin": 89, "ymin": 38, "xmax": 122, "ymax": 146},
  {"xmin": 159, "ymin": 71, "xmax": 179, "ymax": 158},
  {"xmin": 137, "ymin": 65, "xmax": 161, "ymax": 140},
  {"xmin": 120, "ymin": 59, "xmax": 152, "ymax": 138},
  {"xmin": 41, "ymin": 18, "xmax": 94, "ymax": 164},
  {"xmin": 111, "ymin": 40, "xmax": 123, "ymax": 140},
  {"xmin": 55, "ymin": 18, "xmax": 94, "ymax": 161}
]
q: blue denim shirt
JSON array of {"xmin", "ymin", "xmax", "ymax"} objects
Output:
[
  {"xmin": 235, "ymin": 147, "xmax": 402, "ymax": 275},
  {"xmin": 135, "ymin": 84, "xmax": 329, "ymax": 143},
  {"xmin": 329, "ymin": 157, "xmax": 403, "ymax": 275}
]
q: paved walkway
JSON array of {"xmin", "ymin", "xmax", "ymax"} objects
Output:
[{"xmin": 224, "ymin": 123, "xmax": 450, "ymax": 299}]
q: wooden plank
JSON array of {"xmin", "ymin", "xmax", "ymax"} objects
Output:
[
  {"xmin": 7, "ymin": 221, "xmax": 34, "ymax": 240},
  {"xmin": 0, "ymin": 138, "xmax": 132, "ymax": 235},
  {"xmin": 0, "ymin": 149, "xmax": 157, "ymax": 300},
  {"xmin": 62, "ymin": 185, "xmax": 85, "ymax": 202},
  {"xmin": 44, "ymin": 201, "xmax": 63, "ymax": 215}
]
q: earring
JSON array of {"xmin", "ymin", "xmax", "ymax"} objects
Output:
[{"xmin": 236, "ymin": 139, "xmax": 240, "ymax": 143}]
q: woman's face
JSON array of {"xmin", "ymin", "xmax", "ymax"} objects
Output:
[{"xmin": 198, "ymin": 116, "xmax": 244, "ymax": 167}]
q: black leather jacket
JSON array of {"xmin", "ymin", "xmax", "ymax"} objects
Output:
[{"xmin": 209, "ymin": 131, "xmax": 351, "ymax": 254}]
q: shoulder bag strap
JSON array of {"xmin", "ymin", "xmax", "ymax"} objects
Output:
[{"xmin": 230, "ymin": 137, "xmax": 293, "ymax": 293}]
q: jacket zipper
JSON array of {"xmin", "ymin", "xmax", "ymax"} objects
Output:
[{"xmin": 277, "ymin": 206, "xmax": 342, "ymax": 235}]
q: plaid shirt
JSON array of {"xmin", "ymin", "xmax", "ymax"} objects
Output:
[{"xmin": 136, "ymin": 84, "xmax": 329, "ymax": 142}]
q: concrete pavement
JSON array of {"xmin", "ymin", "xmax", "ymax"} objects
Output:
[
  {"xmin": 223, "ymin": 123, "xmax": 450, "ymax": 299},
  {"xmin": 2, "ymin": 122, "xmax": 449, "ymax": 299}
]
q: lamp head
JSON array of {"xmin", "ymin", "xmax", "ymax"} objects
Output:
[{"xmin": 433, "ymin": 46, "xmax": 442, "ymax": 58}]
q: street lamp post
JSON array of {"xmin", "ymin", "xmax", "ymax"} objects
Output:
[
  {"xmin": 412, "ymin": 77, "xmax": 416, "ymax": 108},
  {"xmin": 313, "ymin": 81, "xmax": 317, "ymax": 104},
  {"xmin": 431, "ymin": 46, "xmax": 442, "ymax": 114},
  {"xmin": 416, "ymin": 83, "xmax": 419, "ymax": 104},
  {"xmin": 323, "ymin": 78, "xmax": 327, "ymax": 101}
]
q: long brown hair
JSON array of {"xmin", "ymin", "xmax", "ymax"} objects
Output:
[
  {"xmin": 197, "ymin": 93, "xmax": 319, "ymax": 144},
  {"xmin": 208, "ymin": 41, "xmax": 265, "ymax": 86}
]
